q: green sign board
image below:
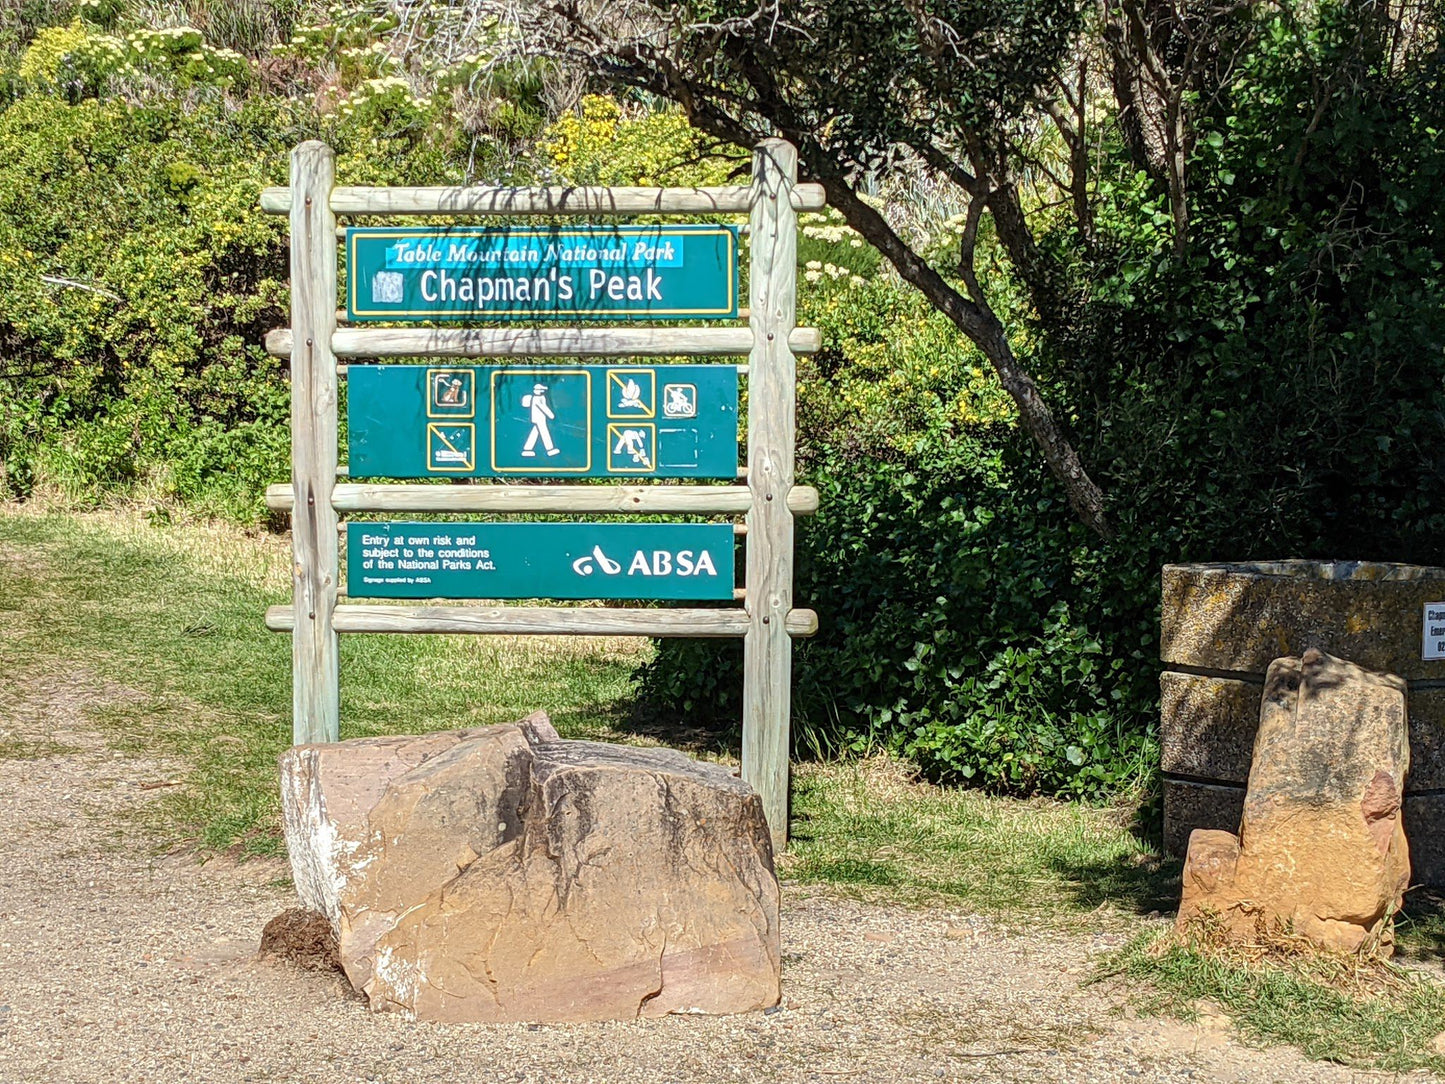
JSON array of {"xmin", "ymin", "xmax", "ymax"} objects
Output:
[
  {"xmin": 348, "ymin": 522, "xmax": 735, "ymax": 600},
  {"xmin": 347, "ymin": 364, "xmax": 739, "ymax": 479},
  {"xmin": 346, "ymin": 225, "xmax": 738, "ymax": 321}
]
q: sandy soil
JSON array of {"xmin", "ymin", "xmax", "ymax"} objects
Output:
[{"xmin": 0, "ymin": 668, "xmax": 1425, "ymax": 1084}]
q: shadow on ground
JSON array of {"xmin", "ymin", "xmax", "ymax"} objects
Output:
[
  {"xmin": 1039, "ymin": 867, "xmax": 1445, "ymax": 949},
  {"xmin": 1398, "ymin": 889, "xmax": 1445, "ymax": 960},
  {"xmin": 1045, "ymin": 849, "xmax": 1184, "ymax": 918},
  {"xmin": 616, "ymin": 702, "xmax": 742, "ymax": 758}
]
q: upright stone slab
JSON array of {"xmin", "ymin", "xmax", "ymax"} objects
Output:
[
  {"xmin": 1159, "ymin": 560, "xmax": 1445, "ymax": 883},
  {"xmin": 1176, "ymin": 650, "xmax": 1411, "ymax": 954},
  {"xmin": 279, "ymin": 716, "xmax": 781, "ymax": 1022}
]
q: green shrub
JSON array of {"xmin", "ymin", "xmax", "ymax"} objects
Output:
[
  {"xmin": 0, "ymin": 1, "xmax": 522, "ymax": 521},
  {"xmin": 1049, "ymin": 4, "xmax": 1445, "ymax": 573},
  {"xmin": 0, "ymin": 94, "xmax": 299, "ymax": 518},
  {"xmin": 540, "ymin": 94, "xmax": 739, "ymax": 188},
  {"xmin": 638, "ymin": 269, "xmax": 1157, "ymax": 799}
]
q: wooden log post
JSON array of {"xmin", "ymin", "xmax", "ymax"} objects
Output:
[
  {"xmin": 743, "ymin": 139, "xmax": 799, "ymax": 851},
  {"xmin": 288, "ymin": 142, "xmax": 340, "ymax": 744}
]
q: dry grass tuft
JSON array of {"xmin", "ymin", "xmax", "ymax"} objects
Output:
[{"xmin": 1166, "ymin": 907, "xmax": 1404, "ymax": 998}]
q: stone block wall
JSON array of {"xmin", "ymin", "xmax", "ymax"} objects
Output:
[{"xmin": 1160, "ymin": 561, "xmax": 1445, "ymax": 884}]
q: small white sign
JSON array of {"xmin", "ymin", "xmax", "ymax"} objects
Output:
[
  {"xmin": 663, "ymin": 383, "xmax": 698, "ymax": 418},
  {"xmin": 1425, "ymin": 602, "xmax": 1445, "ymax": 661}
]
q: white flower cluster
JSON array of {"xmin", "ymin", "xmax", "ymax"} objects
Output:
[
  {"xmin": 800, "ymin": 208, "xmax": 864, "ymax": 246},
  {"xmin": 340, "ymin": 42, "xmax": 391, "ymax": 56},
  {"xmin": 941, "ymin": 212, "xmax": 970, "ymax": 236},
  {"xmin": 123, "ymin": 27, "xmax": 248, "ymax": 85},
  {"xmin": 803, "ymin": 260, "xmax": 866, "ymax": 287},
  {"xmin": 58, "ymin": 22, "xmax": 248, "ymax": 88},
  {"xmin": 337, "ymin": 76, "xmax": 428, "ymax": 118},
  {"xmin": 283, "ymin": 3, "xmax": 398, "ymax": 60},
  {"xmin": 79, "ymin": 36, "xmax": 127, "ymax": 63},
  {"xmin": 337, "ymin": 40, "xmax": 398, "ymax": 72}
]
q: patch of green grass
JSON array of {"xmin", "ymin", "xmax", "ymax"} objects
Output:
[
  {"xmin": 0, "ymin": 508, "xmax": 648, "ymax": 854},
  {"xmin": 0, "ymin": 736, "xmax": 82, "ymax": 758},
  {"xmin": 8, "ymin": 505, "xmax": 1445, "ymax": 1073},
  {"xmin": 0, "ymin": 505, "xmax": 1177, "ymax": 928},
  {"xmin": 784, "ymin": 758, "xmax": 1177, "ymax": 927},
  {"xmin": 1100, "ymin": 930, "xmax": 1445, "ymax": 1073}
]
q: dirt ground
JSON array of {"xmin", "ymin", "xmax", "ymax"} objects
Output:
[{"xmin": 0, "ymin": 669, "xmax": 1427, "ymax": 1084}]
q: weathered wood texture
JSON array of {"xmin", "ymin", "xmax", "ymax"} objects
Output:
[
  {"xmin": 265, "ymin": 141, "xmax": 821, "ymax": 809},
  {"xmin": 743, "ymin": 140, "xmax": 800, "ymax": 852},
  {"xmin": 287, "ymin": 142, "xmax": 341, "ymax": 744},
  {"xmin": 265, "ymin": 483, "xmax": 819, "ymax": 516},
  {"xmin": 261, "ymin": 183, "xmax": 827, "ymax": 216},
  {"xmin": 266, "ymin": 327, "xmax": 821, "ymax": 359},
  {"xmin": 265, "ymin": 604, "xmax": 818, "ymax": 638}
]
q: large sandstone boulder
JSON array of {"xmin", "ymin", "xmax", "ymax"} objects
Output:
[
  {"xmin": 1176, "ymin": 650, "xmax": 1411, "ymax": 954},
  {"xmin": 279, "ymin": 714, "xmax": 781, "ymax": 1022}
]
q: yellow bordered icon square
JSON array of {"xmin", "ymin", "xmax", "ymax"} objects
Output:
[
  {"xmin": 606, "ymin": 368, "xmax": 655, "ymax": 419},
  {"xmin": 426, "ymin": 422, "xmax": 475, "ymax": 472},
  {"xmin": 426, "ymin": 367, "xmax": 475, "ymax": 418},
  {"xmin": 606, "ymin": 422, "xmax": 656, "ymax": 473}
]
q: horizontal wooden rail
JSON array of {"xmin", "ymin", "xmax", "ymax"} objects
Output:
[
  {"xmin": 333, "ymin": 225, "xmax": 762, "ymax": 241},
  {"xmin": 334, "ymin": 519, "xmax": 750, "ymax": 534},
  {"xmin": 262, "ymin": 184, "xmax": 827, "ymax": 216},
  {"xmin": 266, "ymin": 327, "xmax": 820, "ymax": 359},
  {"xmin": 265, "ymin": 604, "xmax": 819, "ymax": 638},
  {"xmin": 265, "ymin": 482, "xmax": 819, "ymax": 516}
]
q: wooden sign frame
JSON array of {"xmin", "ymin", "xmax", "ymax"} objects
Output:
[{"xmin": 259, "ymin": 140, "xmax": 823, "ymax": 849}]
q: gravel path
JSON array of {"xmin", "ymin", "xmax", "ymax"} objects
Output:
[{"xmin": 0, "ymin": 669, "xmax": 1426, "ymax": 1084}]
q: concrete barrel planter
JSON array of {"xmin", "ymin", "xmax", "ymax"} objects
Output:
[{"xmin": 1160, "ymin": 560, "xmax": 1445, "ymax": 884}]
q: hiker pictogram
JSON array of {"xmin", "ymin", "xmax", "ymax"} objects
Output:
[{"xmin": 521, "ymin": 384, "xmax": 561, "ymax": 457}]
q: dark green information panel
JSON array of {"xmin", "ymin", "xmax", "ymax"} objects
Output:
[
  {"xmin": 348, "ymin": 522, "xmax": 736, "ymax": 600},
  {"xmin": 347, "ymin": 364, "xmax": 739, "ymax": 479},
  {"xmin": 346, "ymin": 225, "xmax": 738, "ymax": 321}
]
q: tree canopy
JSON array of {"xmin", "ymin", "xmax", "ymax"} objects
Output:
[{"xmin": 529, "ymin": 0, "xmax": 1111, "ymax": 532}]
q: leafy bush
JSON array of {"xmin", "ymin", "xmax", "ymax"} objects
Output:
[
  {"xmin": 0, "ymin": 94, "xmax": 297, "ymax": 517},
  {"xmin": 0, "ymin": 0, "xmax": 544, "ymax": 519},
  {"xmin": 638, "ymin": 271, "xmax": 1157, "ymax": 799},
  {"xmin": 17, "ymin": 19, "xmax": 252, "ymax": 96},
  {"xmin": 540, "ymin": 94, "xmax": 738, "ymax": 188},
  {"xmin": 1051, "ymin": 4, "xmax": 1445, "ymax": 572}
]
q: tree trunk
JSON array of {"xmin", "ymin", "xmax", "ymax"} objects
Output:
[{"xmin": 814, "ymin": 171, "xmax": 1112, "ymax": 538}]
